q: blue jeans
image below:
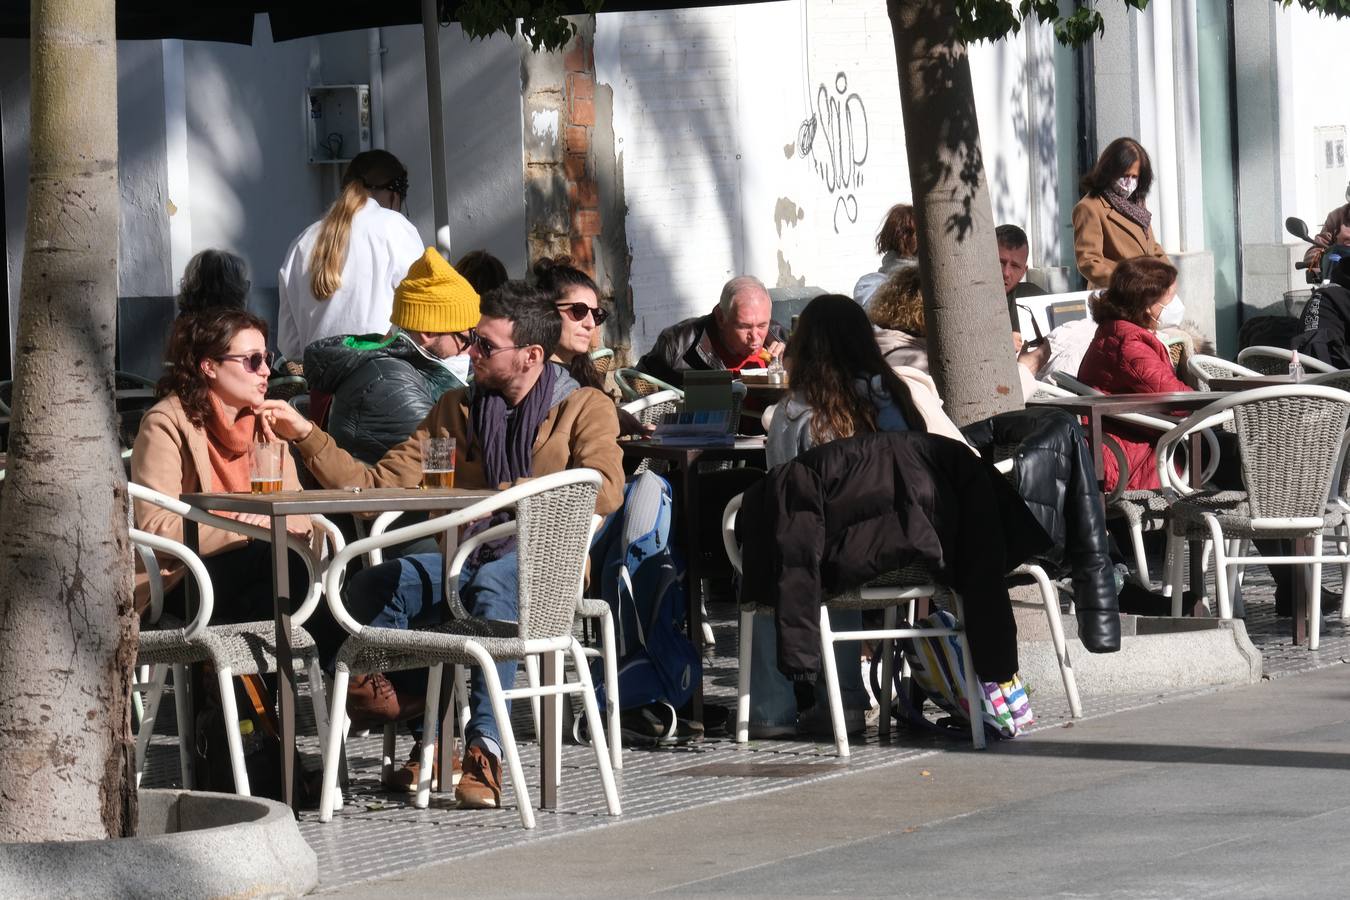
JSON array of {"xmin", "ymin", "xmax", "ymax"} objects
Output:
[
  {"xmin": 748, "ymin": 608, "xmax": 868, "ymax": 727},
  {"xmin": 343, "ymin": 550, "xmax": 519, "ymax": 749}
]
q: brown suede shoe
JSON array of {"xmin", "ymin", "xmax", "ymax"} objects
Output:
[
  {"xmin": 454, "ymin": 745, "xmax": 502, "ymax": 809},
  {"xmin": 381, "ymin": 741, "xmax": 462, "ymax": 794},
  {"xmin": 346, "ymin": 673, "xmax": 426, "ymax": 732}
]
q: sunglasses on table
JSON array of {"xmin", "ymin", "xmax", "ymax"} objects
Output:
[
  {"xmin": 557, "ymin": 302, "xmax": 610, "ymax": 326},
  {"xmin": 216, "ymin": 350, "xmax": 276, "ymax": 374}
]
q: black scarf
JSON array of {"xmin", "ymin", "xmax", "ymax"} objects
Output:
[
  {"xmin": 1103, "ymin": 184, "xmax": 1152, "ymax": 233},
  {"xmin": 470, "ymin": 361, "xmax": 558, "ymax": 487}
]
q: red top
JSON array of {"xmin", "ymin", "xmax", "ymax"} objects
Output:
[{"xmin": 1077, "ymin": 318, "xmax": 1190, "ymax": 491}]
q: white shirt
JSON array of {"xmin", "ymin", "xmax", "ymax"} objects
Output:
[{"xmin": 276, "ymin": 198, "xmax": 423, "ymax": 359}]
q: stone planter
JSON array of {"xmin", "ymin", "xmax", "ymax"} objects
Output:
[{"xmin": 0, "ymin": 789, "xmax": 317, "ymax": 898}]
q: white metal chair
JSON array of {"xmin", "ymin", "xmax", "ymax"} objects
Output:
[
  {"xmin": 1236, "ymin": 345, "xmax": 1336, "ymax": 376},
  {"xmin": 722, "ymin": 494, "xmax": 986, "ymax": 756},
  {"xmin": 1157, "ymin": 386, "xmax": 1350, "ymax": 647},
  {"xmin": 316, "ymin": 470, "xmax": 620, "ymax": 828},
  {"xmin": 1186, "ymin": 355, "xmax": 1259, "ymax": 390},
  {"xmin": 620, "ymin": 389, "xmax": 683, "ymax": 428},
  {"xmin": 129, "ymin": 483, "xmax": 341, "ymax": 796}
]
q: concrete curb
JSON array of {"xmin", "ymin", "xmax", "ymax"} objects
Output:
[
  {"xmin": 0, "ymin": 789, "xmax": 317, "ymax": 899},
  {"xmin": 1018, "ymin": 616, "xmax": 1263, "ymax": 699}
]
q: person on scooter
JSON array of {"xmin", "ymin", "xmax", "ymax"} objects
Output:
[
  {"xmin": 1303, "ymin": 202, "xmax": 1350, "ymax": 276},
  {"xmin": 1294, "ymin": 254, "xmax": 1350, "ymax": 370}
]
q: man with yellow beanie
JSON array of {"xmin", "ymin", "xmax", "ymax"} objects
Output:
[{"xmin": 303, "ymin": 247, "xmax": 481, "ymax": 464}]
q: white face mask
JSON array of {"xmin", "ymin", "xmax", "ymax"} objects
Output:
[
  {"xmin": 1116, "ymin": 175, "xmax": 1139, "ymax": 197},
  {"xmin": 441, "ymin": 353, "xmax": 472, "ymax": 384},
  {"xmin": 1155, "ymin": 297, "xmax": 1184, "ymax": 329}
]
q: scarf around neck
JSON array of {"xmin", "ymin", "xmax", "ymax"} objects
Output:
[
  {"xmin": 1104, "ymin": 185, "xmax": 1152, "ymax": 233},
  {"xmin": 204, "ymin": 395, "xmax": 257, "ymax": 493},
  {"xmin": 469, "ymin": 361, "xmax": 559, "ymax": 487}
]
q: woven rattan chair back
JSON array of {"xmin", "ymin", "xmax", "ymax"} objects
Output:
[
  {"xmin": 1231, "ymin": 393, "xmax": 1350, "ymax": 519},
  {"xmin": 513, "ymin": 477, "xmax": 599, "ymax": 642}
]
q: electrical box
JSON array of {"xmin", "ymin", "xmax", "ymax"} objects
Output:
[{"xmin": 305, "ymin": 85, "xmax": 371, "ymax": 165}]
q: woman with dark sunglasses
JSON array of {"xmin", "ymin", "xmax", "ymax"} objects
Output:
[
  {"xmin": 532, "ymin": 256, "xmax": 611, "ymax": 392},
  {"xmin": 130, "ymin": 308, "xmax": 316, "ymax": 625}
]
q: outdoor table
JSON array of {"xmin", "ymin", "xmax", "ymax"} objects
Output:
[
  {"xmin": 738, "ymin": 375, "xmax": 790, "ymax": 405},
  {"xmin": 180, "ymin": 486, "xmax": 497, "ymax": 811},
  {"xmin": 1208, "ymin": 375, "xmax": 1296, "ymax": 391},
  {"xmin": 619, "ymin": 436, "xmax": 768, "ymax": 719}
]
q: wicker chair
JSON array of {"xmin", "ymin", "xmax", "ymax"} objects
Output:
[
  {"xmin": 129, "ymin": 483, "xmax": 341, "ymax": 796},
  {"xmin": 1308, "ymin": 370, "xmax": 1350, "ymax": 391},
  {"xmin": 317, "ymin": 469, "xmax": 620, "ymax": 828},
  {"xmin": 1157, "ymin": 386, "xmax": 1350, "ymax": 647},
  {"xmin": 1186, "ymin": 355, "xmax": 1259, "ymax": 390},
  {"xmin": 722, "ymin": 494, "xmax": 986, "ymax": 755},
  {"xmin": 1236, "ymin": 346, "xmax": 1337, "ymax": 376},
  {"xmin": 620, "ymin": 389, "xmax": 682, "ymax": 429},
  {"xmin": 615, "ymin": 367, "xmax": 680, "ymax": 401}
]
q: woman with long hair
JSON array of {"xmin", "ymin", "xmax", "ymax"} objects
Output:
[
  {"xmin": 131, "ymin": 308, "xmax": 312, "ymax": 623},
  {"xmin": 277, "ymin": 150, "xmax": 423, "ymax": 359},
  {"xmin": 1072, "ymin": 137, "xmax": 1169, "ymax": 288},
  {"xmin": 865, "ymin": 263, "xmax": 928, "ymax": 371},
  {"xmin": 751, "ymin": 294, "xmax": 967, "ymax": 738}
]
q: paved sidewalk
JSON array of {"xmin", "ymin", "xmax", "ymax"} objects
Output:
[{"xmin": 326, "ymin": 663, "xmax": 1350, "ymax": 898}]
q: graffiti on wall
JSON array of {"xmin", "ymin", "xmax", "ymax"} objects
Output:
[{"xmin": 797, "ymin": 71, "xmax": 869, "ymax": 233}]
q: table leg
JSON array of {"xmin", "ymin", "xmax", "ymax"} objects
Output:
[
  {"xmin": 1183, "ymin": 433, "xmax": 1207, "ymax": 617},
  {"xmin": 270, "ymin": 515, "xmax": 298, "ymax": 812},
  {"xmin": 438, "ymin": 526, "xmax": 460, "ymax": 787},
  {"xmin": 182, "ymin": 519, "xmax": 200, "ymax": 789},
  {"xmin": 539, "ymin": 651, "xmax": 560, "ymax": 810},
  {"xmin": 679, "ymin": 454, "xmax": 705, "ymax": 723},
  {"xmin": 1293, "ymin": 537, "xmax": 1309, "ymax": 646}
]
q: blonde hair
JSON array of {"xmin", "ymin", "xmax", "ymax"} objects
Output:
[
  {"xmin": 307, "ymin": 150, "xmax": 407, "ymax": 301},
  {"xmin": 867, "ymin": 265, "xmax": 926, "ymax": 337}
]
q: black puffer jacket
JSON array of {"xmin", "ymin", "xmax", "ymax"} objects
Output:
[
  {"xmin": 305, "ymin": 332, "xmax": 466, "ymax": 464},
  {"xmin": 961, "ymin": 407, "xmax": 1120, "ymax": 654},
  {"xmin": 1294, "ymin": 283, "xmax": 1350, "ymax": 370},
  {"xmin": 738, "ymin": 432, "xmax": 1051, "ymax": 683}
]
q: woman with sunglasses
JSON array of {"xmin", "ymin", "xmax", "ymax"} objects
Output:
[
  {"xmin": 131, "ymin": 308, "xmax": 314, "ymax": 624},
  {"xmin": 532, "ymin": 256, "xmax": 611, "ymax": 391},
  {"xmin": 277, "ymin": 150, "xmax": 423, "ymax": 360}
]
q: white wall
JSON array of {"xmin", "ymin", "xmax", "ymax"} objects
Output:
[
  {"xmin": 1285, "ymin": 6, "xmax": 1350, "ymax": 238},
  {"xmin": 598, "ymin": 0, "xmax": 1058, "ymax": 357}
]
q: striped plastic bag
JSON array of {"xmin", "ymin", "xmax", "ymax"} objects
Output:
[{"xmin": 904, "ymin": 609, "xmax": 1035, "ymax": 738}]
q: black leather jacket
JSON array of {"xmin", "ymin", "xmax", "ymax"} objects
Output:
[
  {"xmin": 962, "ymin": 407, "xmax": 1120, "ymax": 654},
  {"xmin": 635, "ymin": 311, "xmax": 788, "ymax": 386},
  {"xmin": 304, "ymin": 332, "xmax": 465, "ymax": 464}
]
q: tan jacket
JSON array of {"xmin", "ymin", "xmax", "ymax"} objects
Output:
[
  {"xmin": 1072, "ymin": 195, "xmax": 1168, "ymax": 288},
  {"xmin": 130, "ymin": 395, "xmax": 307, "ymax": 610},
  {"xmin": 292, "ymin": 383, "xmax": 625, "ymax": 518}
]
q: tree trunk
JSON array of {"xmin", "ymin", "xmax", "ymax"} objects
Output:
[
  {"xmin": 888, "ymin": 0, "xmax": 1025, "ymax": 425},
  {"xmin": 0, "ymin": 0, "xmax": 137, "ymax": 841}
]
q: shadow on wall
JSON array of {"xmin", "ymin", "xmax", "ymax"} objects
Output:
[{"xmin": 611, "ymin": 10, "xmax": 746, "ymax": 351}]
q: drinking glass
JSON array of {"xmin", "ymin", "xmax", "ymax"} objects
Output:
[
  {"xmin": 249, "ymin": 441, "xmax": 284, "ymax": 494},
  {"xmin": 420, "ymin": 436, "xmax": 456, "ymax": 489}
]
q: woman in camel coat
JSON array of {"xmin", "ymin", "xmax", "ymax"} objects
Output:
[{"xmin": 1072, "ymin": 137, "xmax": 1169, "ymax": 289}]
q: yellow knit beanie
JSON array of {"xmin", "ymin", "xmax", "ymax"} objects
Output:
[{"xmin": 391, "ymin": 247, "xmax": 480, "ymax": 333}]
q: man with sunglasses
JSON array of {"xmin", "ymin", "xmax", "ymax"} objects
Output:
[
  {"xmin": 304, "ymin": 248, "xmax": 480, "ymax": 464},
  {"xmin": 259, "ymin": 281, "xmax": 623, "ymax": 807}
]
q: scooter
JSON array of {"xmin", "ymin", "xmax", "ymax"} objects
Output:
[{"xmin": 1286, "ymin": 216, "xmax": 1350, "ymax": 285}]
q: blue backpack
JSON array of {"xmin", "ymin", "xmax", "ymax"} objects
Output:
[{"xmin": 588, "ymin": 471, "xmax": 700, "ymax": 716}]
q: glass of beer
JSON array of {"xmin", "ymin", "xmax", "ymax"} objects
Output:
[
  {"xmin": 250, "ymin": 441, "xmax": 284, "ymax": 494},
  {"xmin": 420, "ymin": 435, "xmax": 456, "ymax": 489}
]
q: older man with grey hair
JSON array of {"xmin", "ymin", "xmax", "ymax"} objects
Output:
[{"xmin": 636, "ymin": 275, "xmax": 788, "ymax": 388}]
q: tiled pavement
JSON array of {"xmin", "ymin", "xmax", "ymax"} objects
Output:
[{"xmin": 139, "ymin": 569, "xmax": 1350, "ymax": 892}]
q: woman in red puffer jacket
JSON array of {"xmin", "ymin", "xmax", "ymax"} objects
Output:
[{"xmin": 1076, "ymin": 257, "xmax": 1187, "ymax": 491}]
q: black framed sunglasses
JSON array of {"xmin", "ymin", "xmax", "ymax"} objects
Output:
[
  {"xmin": 557, "ymin": 302, "xmax": 610, "ymax": 327},
  {"xmin": 216, "ymin": 350, "xmax": 276, "ymax": 374},
  {"xmin": 467, "ymin": 330, "xmax": 527, "ymax": 358}
]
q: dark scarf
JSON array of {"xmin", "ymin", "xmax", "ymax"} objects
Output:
[
  {"xmin": 463, "ymin": 362, "xmax": 561, "ymax": 569},
  {"xmin": 469, "ymin": 361, "xmax": 559, "ymax": 487},
  {"xmin": 1104, "ymin": 184, "xmax": 1152, "ymax": 233}
]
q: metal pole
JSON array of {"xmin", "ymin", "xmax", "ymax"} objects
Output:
[{"xmin": 421, "ymin": 0, "xmax": 452, "ymax": 255}]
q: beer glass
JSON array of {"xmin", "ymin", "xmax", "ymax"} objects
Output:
[
  {"xmin": 420, "ymin": 436, "xmax": 456, "ymax": 489},
  {"xmin": 250, "ymin": 441, "xmax": 284, "ymax": 494}
]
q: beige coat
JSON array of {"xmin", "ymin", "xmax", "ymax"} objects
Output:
[
  {"xmin": 292, "ymin": 383, "xmax": 625, "ymax": 518},
  {"xmin": 1072, "ymin": 195, "xmax": 1168, "ymax": 288},
  {"xmin": 130, "ymin": 394, "xmax": 307, "ymax": 610}
]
